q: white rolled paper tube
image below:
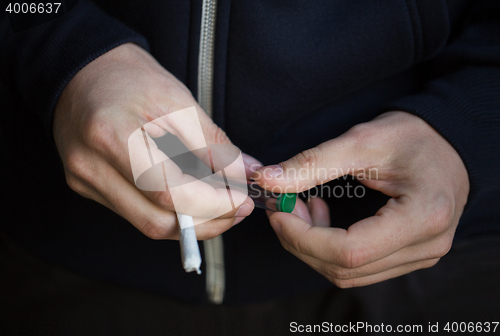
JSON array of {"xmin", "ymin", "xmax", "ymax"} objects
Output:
[{"xmin": 178, "ymin": 214, "xmax": 202, "ymax": 274}]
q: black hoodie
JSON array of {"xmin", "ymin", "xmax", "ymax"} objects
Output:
[{"xmin": 0, "ymin": 0, "xmax": 499, "ymax": 304}]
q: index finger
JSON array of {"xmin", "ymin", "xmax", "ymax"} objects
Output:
[
  {"xmin": 129, "ymin": 128, "xmax": 251, "ymax": 218},
  {"xmin": 144, "ymin": 105, "xmax": 245, "ymax": 179}
]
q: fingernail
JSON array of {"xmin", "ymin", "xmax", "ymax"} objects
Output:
[
  {"xmin": 242, "ymin": 153, "xmax": 263, "ymax": 173},
  {"xmin": 258, "ymin": 164, "xmax": 283, "ymax": 178},
  {"xmin": 235, "ymin": 204, "xmax": 252, "ymax": 217},
  {"xmin": 270, "ymin": 218, "xmax": 282, "ymax": 235},
  {"xmin": 233, "ymin": 217, "xmax": 245, "ymax": 226}
]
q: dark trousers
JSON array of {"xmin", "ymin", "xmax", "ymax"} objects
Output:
[{"xmin": 1, "ymin": 234, "xmax": 499, "ymax": 335}]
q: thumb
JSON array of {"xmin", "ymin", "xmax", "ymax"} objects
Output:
[{"xmin": 253, "ymin": 126, "xmax": 382, "ymax": 193}]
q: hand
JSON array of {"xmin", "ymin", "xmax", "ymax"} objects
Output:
[
  {"xmin": 254, "ymin": 111, "xmax": 470, "ymax": 288},
  {"xmin": 54, "ymin": 43, "xmax": 258, "ymax": 240}
]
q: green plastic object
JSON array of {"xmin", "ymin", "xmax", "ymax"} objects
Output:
[{"xmin": 276, "ymin": 193, "xmax": 297, "ymax": 213}]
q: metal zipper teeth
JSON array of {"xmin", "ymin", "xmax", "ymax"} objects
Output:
[
  {"xmin": 197, "ymin": 0, "xmax": 225, "ymax": 305},
  {"xmin": 198, "ymin": 0, "xmax": 217, "ymax": 118}
]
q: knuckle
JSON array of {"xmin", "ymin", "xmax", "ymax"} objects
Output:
[
  {"xmin": 292, "ymin": 235, "xmax": 309, "ymax": 256},
  {"xmin": 165, "ymin": 83, "xmax": 194, "ymax": 106},
  {"xmin": 291, "ymin": 147, "xmax": 322, "ymax": 170},
  {"xmin": 83, "ymin": 114, "xmax": 114, "ymax": 151},
  {"xmin": 65, "ymin": 174, "xmax": 87, "ymax": 195},
  {"xmin": 140, "ymin": 216, "xmax": 175, "ymax": 240},
  {"xmin": 326, "ymin": 265, "xmax": 353, "ymax": 280},
  {"xmin": 424, "ymin": 198, "xmax": 454, "ymax": 236},
  {"xmin": 435, "ymin": 200, "xmax": 454, "ymax": 224},
  {"xmin": 422, "ymin": 258, "xmax": 441, "ymax": 270},
  {"xmin": 347, "ymin": 123, "xmax": 373, "ymax": 147},
  {"xmin": 337, "ymin": 245, "xmax": 365, "ymax": 269},
  {"xmin": 64, "ymin": 151, "xmax": 96, "ymax": 184},
  {"xmin": 208, "ymin": 123, "xmax": 230, "ymax": 145},
  {"xmin": 156, "ymin": 191, "xmax": 175, "ymax": 209},
  {"xmin": 64, "ymin": 151, "xmax": 85, "ymax": 176},
  {"xmin": 65, "ymin": 174, "xmax": 97, "ymax": 201},
  {"xmin": 433, "ymin": 235, "xmax": 453, "ymax": 258},
  {"xmin": 290, "ymin": 234, "xmax": 306, "ymax": 254},
  {"xmin": 280, "ymin": 235, "xmax": 299, "ymax": 255}
]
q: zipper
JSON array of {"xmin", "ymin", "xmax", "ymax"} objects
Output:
[
  {"xmin": 197, "ymin": 0, "xmax": 225, "ymax": 305},
  {"xmin": 198, "ymin": 0, "xmax": 217, "ymax": 118}
]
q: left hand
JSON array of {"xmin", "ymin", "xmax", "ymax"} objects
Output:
[{"xmin": 253, "ymin": 111, "xmax": 470, "ymax": 288}]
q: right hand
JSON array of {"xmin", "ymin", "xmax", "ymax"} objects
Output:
[{"xmin": 53, "ymin": 43, "xmax": 259, "ymax": 240}]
